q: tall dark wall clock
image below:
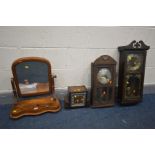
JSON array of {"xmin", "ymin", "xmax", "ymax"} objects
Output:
[
  {"xmin": 118, "ymin": 40, "xmax": 150, "ymax": 105},
  {"xmin": 91, "ymin": 55, "xmax": 116, "ymax": 108}
]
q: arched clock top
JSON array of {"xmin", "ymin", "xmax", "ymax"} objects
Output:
[{"xmin": 93, "ymin": 55, "xmax": 117, "ymax": 65}]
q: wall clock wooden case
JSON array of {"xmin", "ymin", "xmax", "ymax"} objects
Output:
[
  {"xmin": 118, "ymin": 40, "xmax": 150, "ymax": 105},
  {"xmin": 10, "ymin": 57, "xmax": 61, "ymax": 119},
  {"xmin": 91, "ymin": 55, "xmax": 116, "ymax": 108}
]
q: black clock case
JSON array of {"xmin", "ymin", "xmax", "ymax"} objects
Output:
[{"xmin": 118, "ymin": 40, "xmax": 150, "ymax": 105}]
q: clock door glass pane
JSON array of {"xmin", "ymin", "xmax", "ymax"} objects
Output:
[
  {"xmin": 124, "ymin": 74, "xmax": 141, "ymax": 99},
  {"xmin": 108, "ymin": 87, "xmax": 112, "ymax": 101},
  {"xmin": 95, "ymin": 87, "xmax": 113, "ymax": 103},
  {"xmin": 96, "ymin": 87, "xmax": 108, "ymax": 102},
  {"xmin": 97, "ymin": 68, "xmax": 112, "ymax": 85},
  {"xmin": 127, "ymin": 54, "xmax": 143, "ymax": 72}
]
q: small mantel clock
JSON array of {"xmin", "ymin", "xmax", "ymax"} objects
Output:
[
  {"xmin": 118, "ymin": 40, "xmax": 150, "ymax": 105},
  {"xmin": 91, "ymin": 55, "xmax": 116, "ymax": 108},
  {"xmin": 64, "ymin": 85, "xmax": 88, "ymax": 108}
]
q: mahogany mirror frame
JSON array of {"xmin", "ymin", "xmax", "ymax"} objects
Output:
[{"xmin": 11, "ymin": 57, "xmax": 55, "ymax": 98}]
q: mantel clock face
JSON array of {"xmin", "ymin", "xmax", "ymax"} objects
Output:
[
  {"xmin": 91, "ymin": 55, "xmax": 116, "ymax": 108},
  {"xmin": 64, "ymin": 86, "xmax": 88, "ymax": 108},
  {"xmin": 118, "ymin": 41, "xmax": 150, "ymax": 105}
]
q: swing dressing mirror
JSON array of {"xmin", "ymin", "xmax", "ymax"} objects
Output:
[
  {"xmin": 10, "ymin": 57, "xmax": 61, "ymax": 119},
  {"xmin": 12, "ymin": 57, "xmax": 54, "ymax": 97}
]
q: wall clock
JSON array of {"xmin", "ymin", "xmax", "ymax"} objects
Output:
[
  {"xmin": 91, "ymin": 55, "xmax": 116, "ymax": 108},
  {"xmin": 118, "ymin": 41, "xmax": 150, "ymax": 105}
]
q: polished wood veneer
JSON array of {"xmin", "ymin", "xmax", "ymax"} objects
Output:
[{"xmin": 10, "ymin": 96, "xmax": 61, "ymax": 119}]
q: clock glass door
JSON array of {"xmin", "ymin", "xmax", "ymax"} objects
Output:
[
  {"xmin": 95, "ymin": 68, "xmax": 113, "ymax": 103},
  {"xmin": 127, "ymin": 54, "xmax": 143, "ymax": 72},
  {"xmin": 124, "ymin": 74, "xmax": 141, "ymax": 99}
]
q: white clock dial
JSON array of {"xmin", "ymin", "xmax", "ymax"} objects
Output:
[{"xmin": 97, "ymin": 68, "xmax": 112, "ymax": 84}]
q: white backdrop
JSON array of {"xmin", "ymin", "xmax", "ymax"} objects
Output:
[{"xmin": 0, "ymin": 26, "xmax": 155, "ymax": 93}]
